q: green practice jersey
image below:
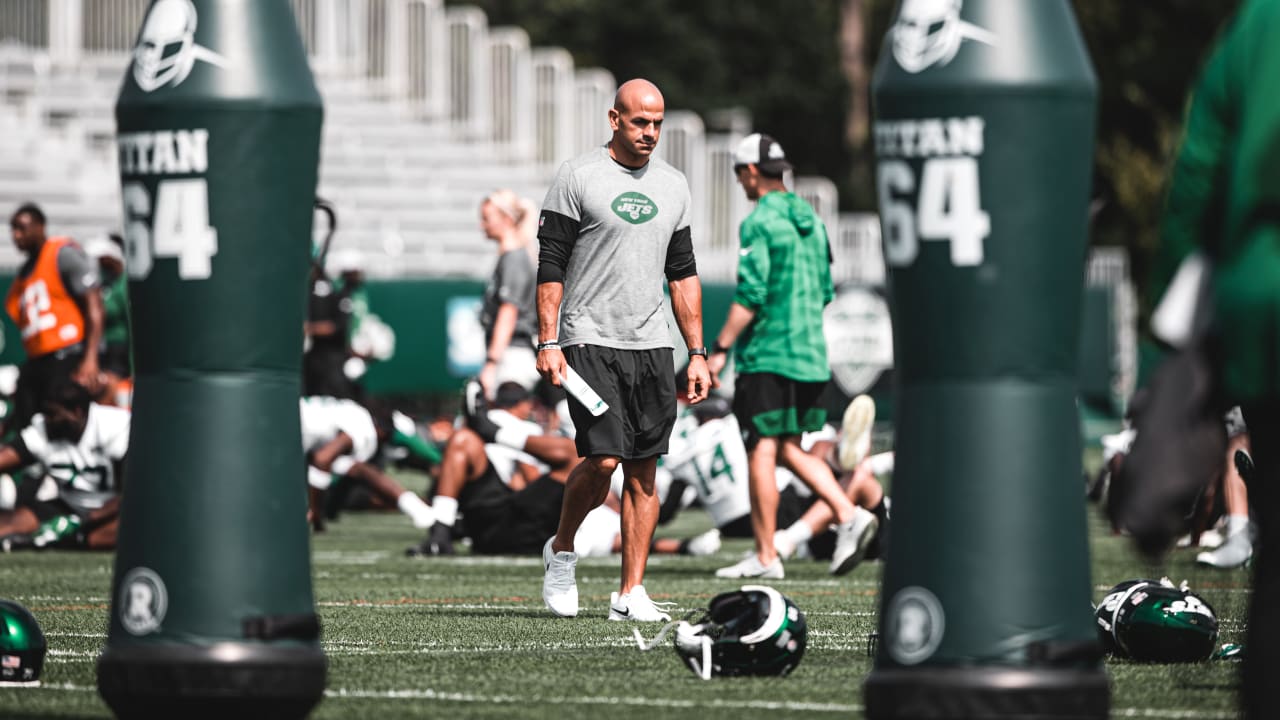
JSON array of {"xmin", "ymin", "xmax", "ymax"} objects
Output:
[{"xmin": 732, "ymin": 191, "xmax": 834, "ymax": 382}]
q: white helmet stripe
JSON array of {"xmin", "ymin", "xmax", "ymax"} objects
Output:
[{"xmin": 739, "ymin": 585, "xmax": 787, "ymax": 644}]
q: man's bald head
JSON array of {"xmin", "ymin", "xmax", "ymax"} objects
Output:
[
  {"xmin": 608, "ymin": 79, "xmax": 665, "ymax": 167},
  {"xmin": 614, "ymin": 79, "xmax": 664, "ymax": 114}
]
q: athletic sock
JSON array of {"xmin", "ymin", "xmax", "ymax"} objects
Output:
[
  {"xmin": 434, "ymin": 496, "xmax": 459, "ymax": 527},
  {"xmin": 1225, "ymin": 514, "xmax": 1251, "ymax": 538},
  {"xmin": 397, "ymin": 492, "xmax": 436, "ymax": 529},
  {"xmin": 784, "ymin": 521, "xmax": 813, "ymax": 545}
]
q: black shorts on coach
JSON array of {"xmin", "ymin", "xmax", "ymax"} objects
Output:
[{"xmin": 562, "ymin": 344, "xmax": 677, "ymax": 459}]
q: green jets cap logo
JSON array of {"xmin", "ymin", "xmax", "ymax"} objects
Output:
[{"xmin": 612, "ymin": 193, "xmax": 658, "ymax": 224}]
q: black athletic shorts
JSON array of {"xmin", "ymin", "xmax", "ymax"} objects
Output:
[
  {"xmin": 459, "ymin": 465, "xmax": 564, "ymax": 555},
  {"xmin": 562, "ymin": 344, "xmax": 677, "ymax": 460},
  {"xmin": 733, "ymin": 372, "xmax": 829, "ymax": 450},
  {"xmin": 717, "ymin": 485, "xmax": 818, "ymax": 539}
]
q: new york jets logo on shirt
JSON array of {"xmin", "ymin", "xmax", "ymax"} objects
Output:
[{"xmin": 612, "ymin": 193, "xmax": 658, "ymax": 224}]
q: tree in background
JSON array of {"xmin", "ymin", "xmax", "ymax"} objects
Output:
[{"xmin": 459, "ymin": 0, "xmax": 1240, "ymax": 307}]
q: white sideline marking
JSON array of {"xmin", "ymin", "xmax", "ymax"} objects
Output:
[
  {"xmin": 41, "ymin": 636, "xmax": 863, "ymax": 659},
  {"xmin": 326, "ymin": 687, "xmax": 862, "ymax": 712},
  {"xmin": 47, "ymin": 649, "xmax": 99, "ymax": 658},
  {"xmin": 19, "ymin": 683, "xmax": 1238, "ymax": 718},
  {"xmin": 311, "ymin": 550, "xmax": 389, "ymax": 565},
  {"xmin": 1111, "ymin": 711, "xmax": 1235, "ymax": 719},
  {"xmin": 10, "ymin": 595, "xmax": 108, "ymax": 603}
]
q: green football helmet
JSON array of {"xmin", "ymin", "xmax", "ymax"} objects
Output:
[
  {"xmin": 0, "ymin": 599, "xmax": 46, "ymax": 684},
  {"xmin": 650, "ymin": 585, "xmax": 806, "ymax": 679},
  {"xmin": 1093, "ymin": 578, "xmax": 1218, "ymax": 662}
]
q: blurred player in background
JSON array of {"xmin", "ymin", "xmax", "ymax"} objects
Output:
[
  {"xmin": 4, "ymin": 203, "xmax": 104, "ymax": 435},
  {"xmin": 303, "ymin": 259, "xmax": 358, "ymax": 400},
  {"xmin": 301, "ymin": 395, "xmax": 434, "ymax": 532},
  {"xmin": 478, "ymin": 189, "xmax": 541, "ymax": 398},
  {"xmin": 707, "ymin": 134, "xmax": 873, "ymax": 580},
  {"xmin": 407, "ymin": 381, "xmax": 718, "ymax": 562},
  {"xmin": 0, "ymin": 380, "xmax": 127, "ymax": 551},
  {"xmin": 660, "ymin": 386, "xmax": 887, "ymax": 576},
  {"xmin": 84, "ymin": 234, "xmax": 131, "ymax": 408},
  {"xmin": 1149, "ymin": 2, "xmax": 1280, "ymax": 713}
]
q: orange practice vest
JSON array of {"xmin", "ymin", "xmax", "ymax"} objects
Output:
[{"xmin": 5, "ymin": 237, "xmax": 87, "ymax": 357}]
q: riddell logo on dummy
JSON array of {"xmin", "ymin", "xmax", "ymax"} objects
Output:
[
  {"xmin": 612, "ymin": 193, "xmax": 658, "ymax": 224},
  {"xmin": 131, "ymin": 0, "xmax": 231, "ymax": 92}
]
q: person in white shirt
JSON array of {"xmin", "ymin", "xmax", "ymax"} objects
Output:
[
  {"xmin": 301, "ymin": 395, "xmax": 435, "ymax": 532},
  {"xmin": 0, "ymin": 380, "xmax": 128, "ymax": 550},
  {"xmin": 407, "ymin": 381, "xmax": 720, "ymax": 561}
]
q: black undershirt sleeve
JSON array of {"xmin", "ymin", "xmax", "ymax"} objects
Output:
[
  {"xmin": 664, "ymin": 226, "xmax": 697, "ymax": 281},
  {"xmin": 536, "ymin": 210, "xmax": 579, "ymax": 284}
]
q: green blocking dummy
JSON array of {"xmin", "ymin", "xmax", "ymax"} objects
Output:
[
  {"xmin": 97, "ymin": 1, "xmax": 325, "ymax": 718},
  {"xmin": 865, "ymin": 1, "xmax": 1108, "ymax": 718}
]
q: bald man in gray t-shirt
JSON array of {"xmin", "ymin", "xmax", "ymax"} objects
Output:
[{"xmin": 534, "ymin": 79, "xmax": 711, "ymax": 623}]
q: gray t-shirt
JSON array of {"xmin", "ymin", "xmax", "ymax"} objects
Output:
[
  {"xmin": 539, "ymin": 146, "xmax": 693, "ymax": 349},
  {"xmin": 481, "ymin": 246, "xmax": 537, "ymax": 347},
  {"xmin": 17, "ymin": 240, "xmax": 100, "ymax": 297}
]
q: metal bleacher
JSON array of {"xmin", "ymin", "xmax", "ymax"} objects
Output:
[{"xmin": 0, "ymin": 0, "xmax": 888, "ymax": 284}]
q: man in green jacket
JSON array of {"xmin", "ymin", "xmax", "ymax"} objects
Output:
[
  {"xmin": 707, "ymin": 133, "xmax": 878, "ymax": 580},
  {"xmin": 1153, "ymin": 2, "xmax": 1280, "ymax": 714}
]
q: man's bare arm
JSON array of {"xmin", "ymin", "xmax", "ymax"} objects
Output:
[
  {"xmin": 535, "ymin": 282, "xmax": 566, "ymax": 386},
  {"xmin": 707, "ymin": 302, "xmax": 757, "ymax": 381},
  {"xmin": 669, "ymin": 275, "xmax": 709, "ymax": 403}
]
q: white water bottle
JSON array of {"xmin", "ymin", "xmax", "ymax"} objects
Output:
[{"xmin": 561, "ymin": 365, "xmax": 609, "ymax": 416}]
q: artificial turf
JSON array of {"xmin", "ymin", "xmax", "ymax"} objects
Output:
[{"xmin": 0, "ymin": 470, "xmax": 1249, "ymax": 720}]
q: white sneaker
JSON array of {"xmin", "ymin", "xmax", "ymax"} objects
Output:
[
  {"xmin": 838, "ymin": 395, "xmax": 876, "ymax": 471},
  {"xmin": 773, "ymin": 530, "xmax": 798, "ymax": 560},
  {"xmin": 1179, "ymin": 528, "xmax": 1224, "ymax": 549},
  {"xmin": 608, "ymin": 585, "xmax": 673, "ymax": 622},
  {"xmin": 1197, "ymin": 528, "xmax": 1225, "ymax": 549},
  {"xmin": 1197, "ymin": 525, "xmax": 1254, "ymax": 568},
  {"xmin": 830, "ymin": 507, "xmax": 879, "ymax": 576},
  {"xmin": 715, "ymin": 553, "xmax": 784, "ymax": 579},
  {"xmin": 542, "ymin": 537, "xmax": 579, "ymax": 617},
  {"xmin": 684, "ymin": 528, "xmax": 722, "ymax": 556}
]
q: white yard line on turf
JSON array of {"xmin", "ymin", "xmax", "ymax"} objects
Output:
[{"xmin": 20, "ymin": 683, "xmax": 1239, "ymax": 718}]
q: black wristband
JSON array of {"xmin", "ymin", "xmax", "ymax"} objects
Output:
[
  {"xmin": 710, "ymin": 342, "xmax": 729, "ymax": 355},
  {"xmin": 688, "ymin": 346, "xmax": 708, "ymax": 359},
  {"xmin": 536, "ymin": 340, "xmax": 560, "ymax": 352}
]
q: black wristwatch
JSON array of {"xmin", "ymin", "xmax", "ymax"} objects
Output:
[
  {"xmin": 710, "ymin": 342, "xmax": 729, "ymax": 356},
  {"xmin": 688, "ymin": 346, "xmax": 708, "ymax": 359}
]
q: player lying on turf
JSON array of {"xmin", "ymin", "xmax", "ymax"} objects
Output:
[
  {"xmin": 658, "ymin": 390, "xmax": 888, "ymax": 578},
  {"xmin": 772, "ymin": 450, "xmax": 893, "ymax": 564},
  {"xmin": 0, "ymin": 380, "xmax": 127, "ymax": 551},
  {"xmin": 405, "ymin": 381, "xmax": 720, "ymax": 558},
  {"xmin": 301, "ymin": 395, "xmax": 435, "ymax": 532},
  {"xmin": 320, "ymin": 408, "xmax": 443, "ymax": 522}
]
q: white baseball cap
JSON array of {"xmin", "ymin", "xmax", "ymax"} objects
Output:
[{"xmin": 732, "ymin": 133, "xmax": 793, "ymax": 174}]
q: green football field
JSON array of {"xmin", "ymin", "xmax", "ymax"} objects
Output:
[{"xmin": 0, "ymin": 469, "xmax": 1249, "ymax": 720}]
